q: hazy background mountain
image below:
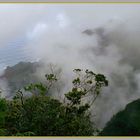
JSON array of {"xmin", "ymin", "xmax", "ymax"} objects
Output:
[{"xmin": 0, "ymin": 61, "xmax": 41, "ymax": 98}]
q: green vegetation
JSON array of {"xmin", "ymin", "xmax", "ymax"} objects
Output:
[
  {"xmin": 100, "ymin": 99, "xmax": 140, "ymax": 136},
  {"xmin": 0, "ymin": 68, "xmax": 108, "ymax": 136}
]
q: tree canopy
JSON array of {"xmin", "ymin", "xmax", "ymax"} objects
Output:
[{"xmin": 0, "ymin": 68, "xmax": 108, "ymax": 136}]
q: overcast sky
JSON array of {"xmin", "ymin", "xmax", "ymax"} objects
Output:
[{"xmin": 0, "ymin": 3, "xmax": 139, "ymax": 47}]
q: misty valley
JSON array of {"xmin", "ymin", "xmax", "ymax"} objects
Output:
[
  {"xmin": 0, "ymin": 3, "xmax": 140, "ymax": 136},
  {"xmin": 0, "ymin": 60, "xmax": 139, "ymax": 136}
]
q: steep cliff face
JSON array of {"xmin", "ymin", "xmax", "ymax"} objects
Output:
[{"xmin": 100, "ymin": 99, "xmax": 140, "ymax": 136}]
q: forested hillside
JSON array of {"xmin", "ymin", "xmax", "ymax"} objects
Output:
[{"xmin": 100, "ymin": 99, "xmax": 140, "ymax": 136}]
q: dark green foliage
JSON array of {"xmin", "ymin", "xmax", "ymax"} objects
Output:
[
  {"xmin": 0, "ymin": 98, "xmax": 7, "ymax": 112},
  {"xmin": 24, "ymin": 83, "xmax": 48, "ymax": 96},
  {"xmin": 45, "ymin": 73, "xmax": 57, "ymax": 81},
  {"xmin": 100, "ymin": 99, "xmax": 140, "ymax": 136},
  {"xmin": 0, "ymin": 129, "xmax": 7, "ymax": 136},
  {"xmin": 65, "ymin": 69, "xmax": 108, "ymax": 107},
  {"xmin": 15, "ymin": 131, "xmax": 35, "ymax": 136},
  {"xmin": 0, "ymin": 99, "xmax": 7, "ymax": 136},
  {"xmin": 0, "ymin": 68, "xmax": 108, "ymax": 136},
  {"xmin": 4, "ymin": 95, "xmax": 94, "ymax": 136}
]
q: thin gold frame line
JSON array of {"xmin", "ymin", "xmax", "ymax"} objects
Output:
[
  {"xmin": 0, "ymin": 2, "xmax": 140, "ymax": 4},
  {"xmin": 0, "ymin": 1, "xmax": 139, "ymax": 138}
]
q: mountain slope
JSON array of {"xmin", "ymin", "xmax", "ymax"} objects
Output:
[{"xmin": 100, "ymin": 99, "xmax": 140, "ymax": 136}]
